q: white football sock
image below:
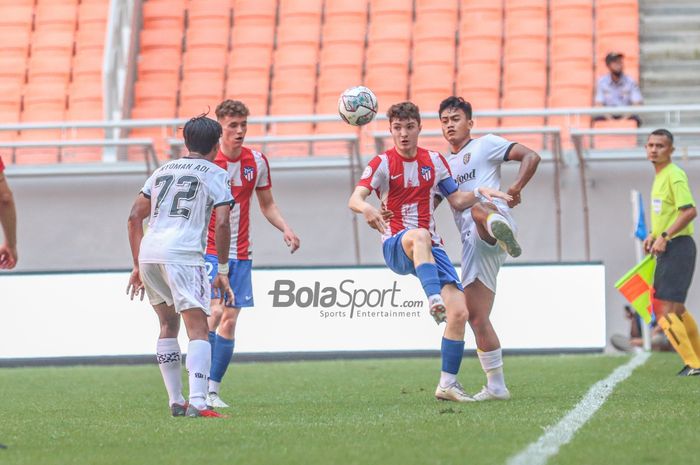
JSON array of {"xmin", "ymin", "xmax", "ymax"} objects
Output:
[
  {"xmin": 486, "ymin": 213, "xmax": 509, "ymax": 238},
  {"xmin": 439, "ymin": 371, "xmax": 457, "ymax": 388},
  {"xmin": 208, "ymin": 380, "xmax": 221, "ymax": 394},
  {"xmin": 156, "ymin": 338, "xmax": 186, "ymax": 406},
  {"xmin": 477, "ymin": 348, "xmax": 507, "ymax": 393},
  {"xmin": 186, "ymin": 339, "xmax": 211, "ymax": 410}
]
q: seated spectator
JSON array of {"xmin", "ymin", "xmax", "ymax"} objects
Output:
[
  {"xmin": 610, "ymin": 305, "xmax": 672, "ymax": 353},
  {"xmin": 594, "ymin": 52, "xmax": 643, "ymax": 126}
]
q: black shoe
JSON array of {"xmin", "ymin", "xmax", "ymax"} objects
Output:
[{"xmin": 677, "ymin": 365, "xmax": 691, "ymax": 376}]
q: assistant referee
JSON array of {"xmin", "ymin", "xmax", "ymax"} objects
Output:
[{"xmin": 643, "ymin": 129, "xmax": 700, "ymax": 376}]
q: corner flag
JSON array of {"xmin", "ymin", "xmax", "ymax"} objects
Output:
[{"xmin": 615, "ymin": 255, "xmax": 655, "ymax": 324}]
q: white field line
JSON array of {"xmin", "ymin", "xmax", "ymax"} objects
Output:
[{"xmin": 506, "ymin": 351, "xmax": 651, "ymax": 465}]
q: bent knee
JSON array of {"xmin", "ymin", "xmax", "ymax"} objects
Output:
[{"xmin": 471, "ymin": 203, "xmax": 491, "ymax": 223}]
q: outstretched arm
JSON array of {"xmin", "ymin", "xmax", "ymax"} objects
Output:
[
  {"xmin": 256, "ymin": 188, "xmax": 300, "ymax": 253},
  {"xmin": 505, "ymin": 144, "xmax": 541, "ymax": 208},
  {"xmin": 446, "ymin": 187, "xmax": 513, "ymax": 212},
  {"xmin": 349, "ymin": 186, "xmax": 386, "ymax": 234},
  {"xmin": 0, "ymin": 173, "xmax": 17, "ymax": 269}
]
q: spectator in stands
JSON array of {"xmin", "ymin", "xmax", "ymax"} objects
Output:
[
  {"xmin": 0, "ymin": 156, "xmax": 17, "ymax": 269},
  {"xmin": 610, "ymin": 305, "xmax": 671, "ymax": 353},
  {"xmin": 594, "ymin": 52, "xmax": 643, "ymax": 126}
]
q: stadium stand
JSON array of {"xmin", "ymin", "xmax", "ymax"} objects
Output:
[{"xmin": 0, "ymin": 0, "xmax": 644, "ymax": 164}]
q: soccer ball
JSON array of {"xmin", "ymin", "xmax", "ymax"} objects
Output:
[{"xmin": 338, "ymin": 86, "xmax": 378, "ymax": 126}]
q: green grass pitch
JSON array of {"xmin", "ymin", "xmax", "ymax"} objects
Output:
[{"xmin": 1, "ymin": 353, "xmax": 698, "ymax": 465}]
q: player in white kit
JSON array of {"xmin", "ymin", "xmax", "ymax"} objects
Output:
[
  {"xmin": 127, "ymin": 115, "xmax": 235, "ymax": 418},
  {"xmin": 438, "ymin": 97, "xmax": 541, "ymax": 401}
]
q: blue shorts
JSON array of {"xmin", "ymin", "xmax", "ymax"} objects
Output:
[
  {"xmin": 382, "ymin": 229, "xmax": 463, "ymax": 291},
  {"xmin": 204, "ymin": 254, "xmax": 254, "ymax": 308}
]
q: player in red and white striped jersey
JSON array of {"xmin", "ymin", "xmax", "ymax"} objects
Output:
[
  {"xmin": 0, "ymin": 156, "xmax": 17, "ymax": 269},
  {"xmin": 349, "ymin": 102, "xmax": 511, "ymax": 402},
  {"xmin": 204, "ymin": 100, "xmax": 300, "ymax": 408}
]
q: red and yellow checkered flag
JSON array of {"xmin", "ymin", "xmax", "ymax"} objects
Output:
[{"xmin": 615, "ymin": 255, "xmax": 655, "ymax": 324}]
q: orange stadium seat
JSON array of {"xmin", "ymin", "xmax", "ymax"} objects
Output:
[
  {"xmin": 182, "ymin": 49, "xmax": 227, "ymax": 82},
  {"xmin": 186, "ymin": 27, "xmax": 229, "ymax": 52},
  {"xmin": 273, "ymin": 44, "xmax": 319, "ymax": 73},
  {"xmin": 0, "ymin": 57, "xmax": 27, "ymax": 86},
  {"xmin": 0, "ymin": 29, "xmax": 31, "ymax": 59},
  {"xmin": 63, "ymin": 83, "xmax": 103, "ymax": 162},
  {"xmin": 226, "ymin": 69, "xmax": 270, "ymax": 103},
  {"xmin": 232, "ymin": 0, "xmax": 276, "ymax": 26},
  {"xmin": 75, "ymin": 27, "xmax": 106, "ymax": 54},
  {"xmin": 279, "ymin": 0, "xmax": 322, "ymax": 17},
  {"xmin": 325, "ymin": 0, "xmax": 368, "ymax": 19},
  {"xmin": 504, "ymin": 36, "xmax": 547, "ymax": 62},
  {"xmin": 460, "ymin": 5, "xmax": 502, "ymax": 25},
  {"xmin": 134, "ymin": 80, "xmax": 179, "ymax": 109},
  {"xmin": 322, "ymin": 18, "xmax": 367, "ymax": 45},
  {"xmin": 370, "ymin": 0, "xmax": 412, "ymax": 16},
  {"xmin": 27, "ymin": 54, "xmax": 72, "ymax": 83},
  {"xmin": 368, "ymin": 15, "xmax": 412, "ymax": 43},
  {"xmin": 411, "ymin": 63, "xmax": 454, "ymax": 94},
  {"xmin": 228, "ymin": 45, "xmax": 273, "ymax": 71},
  {"xmin": 414, "ymin": 16, "xmax": 456, "ymax": 42},
  {"xmin": 137, "ymin": 50, "xmax": 182, "ymax": 81},
  {"xmin": 77, "ymin": 2, "xmax": 108, "ymax": 29},
  {"xmin": 142, "ymin": 1, "xmax": 185, "ymax": 29},
  {"xmin": 317, "ymin": 65, "xmax": 363, "ymax": 97},
  {"xmin": 17, "ymin": 84, "xmax": 67, "ymax": 164},
  {"xmin": 503, "ymin": 60, "xmax": 547, "ymax": 92},
  {"xmin": 365, "ymin": 69, "xmax": 409, "ymax": 111},
  {"xmin": 366, "ymin": 44, "xmax": 410, "ymax": 69},
  {"xmin": 34, "ymin": 3, "xmax": 78, "ymax": 31},
  {"xmin": 277, "ymin": 21, "xmax": 321, "ymax": 46},
  {"xmin": 320, "ymin": 43, "xmax": 365, "ymax": 68},
  {"xmin": 140, "ymin": 29, "xmax": 183, "ymax": 54},
  {"xmin": 592, "ymin": 118, "xmax": 638, "ymax": 149},
  {"xmin": 0, "ymin": 5, "xmax": 33, "ymax": 30},
  {"xmin": 267, "ymin": 94, "xmax": 315, "ymax": 156},
  {"xmin": 551, "ymin": 4, "xmax": 592, "ymax": 37},
  {"xmin": 414, "ymin": 38, "xmax": 455, "ymax": 67},
  {"xmin": 548, "ymin": 84, "xmax": 593, "ymax": 149},
  {"xmin": 550, "ymin": 58, "xmax": 594, "ymax": 88},
  {"xmin": 187, "ymin": 0, "xmax": 231, "ymax": 29},
  {"xmin": 72, "ymin": 52, "xmax": 103, "ymax": 83},
  {"xmin": 501, "ymin": 88, "xmax": 546, "ymax": 149},
  {"xmin": 551, "ymin": 36, "xmax": 594, "ymax": 61},
  {"xmin": 31, "ymin": 30, "xmax": 75, "ymax": 56},
  {"xmin": 272, "ymin": 68, "xmax": 316, "ymax": 99},
  {"xmin": 457, "ymin": 60, "xmax": 501, "ymax": 90},
  {"xmin": 416, "ymin": 0, "xmax": 456, "ymax": 15},
  {"xmin": 231, "ymin": 23, "xmax": 275, "ymax": 47}
]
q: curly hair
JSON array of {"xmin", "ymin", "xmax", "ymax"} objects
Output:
[
  {"xmin": 215, "ymin": 99, "xmax": 250, "ymax": 120},
  {"xmin": 386, "ymin": 101, "xmax": 421, "ymax": 125}
]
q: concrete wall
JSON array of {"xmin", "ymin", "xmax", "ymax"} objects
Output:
[{"xmin": 5, "ymin": 153, "xmax": 700, "ymax": 349}]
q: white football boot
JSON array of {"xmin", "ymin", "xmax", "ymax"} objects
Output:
[
  {"xmin": 206, "ymin": 392, "xmax": 230, "ymax": 409},
  {"xmin": 434, "ymin": 382, "xmax": 475, "ymax": 402},
  {"xmin": 472, "ymin": 386, "xmax": 511, "ymax": 401}
]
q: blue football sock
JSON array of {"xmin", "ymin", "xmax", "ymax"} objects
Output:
[
  {"xmin": 208, "ymin": 331, "xmax": 216, "ymax": 356},
  {"xmin": 209, "ymin": 335, "xmax": 235, "ymax": 383},
  {"xmin": 415, "ymin": 263, "xmax": 441, "ymax": 298},
  {"xmin": 441, "ymin": 337, "xmax": 465, "ymax": 375}
]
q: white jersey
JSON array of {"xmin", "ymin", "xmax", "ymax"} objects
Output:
[
  {"xmin": 446, "ymin": 134, "xmax": 516, "ymax": 243},
  {"xmin": 139, "ymin": 157, "xmax": 234, "ymax": 265}
]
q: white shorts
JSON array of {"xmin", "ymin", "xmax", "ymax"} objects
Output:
[
  {"xmin": 140, "ymin": 263, "xmax": 211, "ymax": 314},
  {"xmin": 460, "ymin": 207, "xmax": 515, "ymax": 293}
]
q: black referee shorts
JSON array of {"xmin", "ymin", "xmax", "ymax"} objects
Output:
[{"xmin": 654, "ymin": 235, "xmax": 696, "ymax": 303}]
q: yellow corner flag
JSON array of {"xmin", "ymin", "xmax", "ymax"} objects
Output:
[{"xmin": 615, "ymin": 255, "xmax": 656, "ymax": 324}]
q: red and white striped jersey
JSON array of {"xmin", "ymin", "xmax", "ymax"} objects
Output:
[
  {"xmin": 206, "ymin": 147, "xmax": 272, "ymax": 260},
  {"xmin": 358, "ymin": 147, "xmax": 453, "ymax": 244}
]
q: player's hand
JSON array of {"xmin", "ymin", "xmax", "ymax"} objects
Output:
[
  {"xmin": 363, "ymin": 205, "xmax": 387, "ymax": 234},
  {"xmin": 126, "ymin": 268, "xmax": 145, "ymax": 301},
  {"xmin": 0, "ymin": 243, "xmax": 17, "ymax": 269},
  {"xmin": 478, "ymin": 187, "xmax": 513, "ymax": 203},
  {"xmin": 283, "ymin": 228, "xmax": 300, "ymax": 254},
  {"xmin": 643, "ymin": 234, "xmax": 654, "ymax": 254},
  {"xmin": 506, "ymin": 185, "xmax": 522, "ymax": 208},
  {"xmin": 651, "ymin": 236, "xmax": 668, "ymax": 256},
  {"xmin": 380, "ymin": 203, "xmax": 394, "ymax": 221},
  {"xmin": 212, "ymin": 274, "xmax": 234, "ymax": 306}
]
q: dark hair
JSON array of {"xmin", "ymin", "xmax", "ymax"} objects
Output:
[
  {"xmin": 215, "ymin": 99, "xmax": 250, "ymax": 120},
  {"xmin": 439, "ymin": 96, "xmax": 473, "ymax": 119},
  {"xmin": 649, "ymin": 128, "xmax": 674, "ymax": 145},
  {"xmin": 387, "ymin": 101, "xmax": 421, "ymax": 125},
  {"xmin": 183, "ymin": 114, "xmax": 222, "ymax": 155}
]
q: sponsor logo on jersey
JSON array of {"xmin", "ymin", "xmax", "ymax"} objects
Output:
[
  {"xmin": 243, "ymin": 166, "xmax": 255, "ymax": 182},
  {"xmin": 420, "ymin": 166, "xmax": 432, "ymax": 181},
  {"xmin": 463, "ymin": 152, "xmax": 471, "ymax": 164},
  {"xmin": 455, "ymin": 168, "xmax": 476, "ymax": 185}
]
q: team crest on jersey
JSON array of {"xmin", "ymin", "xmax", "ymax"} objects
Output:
[
  {"xmin": 243, "ymin": 166, "xmax": 255, "ymax": 182},
  {"xmin": 463, "ymin": 152, "xmax": 471, "ymax": 164},
  {"xmin": 420, "ymin": 166, "xmax": 432, "ymax": 181}
]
